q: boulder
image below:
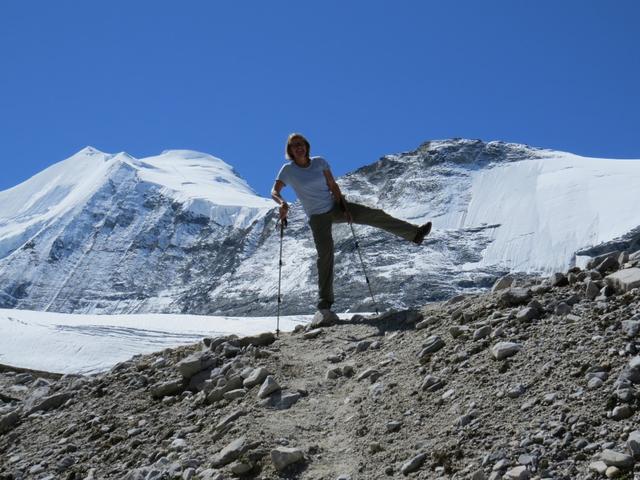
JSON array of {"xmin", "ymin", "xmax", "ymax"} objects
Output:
[
  {"xmin": 499, "ymin": 288, "xmax": 531, "ymax": 307},
  {"xmin": 606, "ymin": 268, "xmax": 640, "ymax": 293},
  {"xmin": 599, "ymin": 449, "xmax": 634, "ymax": 469},
  {"xmin": 27, "ymin": 392, "xmax": 73, "ymax": 415},
  {"xmin": 257, "ymin": 376, "xmax": 281, "ymax": 399},
  {"xmin": 516, "ymin": 307, "xmax": 539, "ymax": 322},
  {"xmin": 206, "ymin": 375, "xmax": 244, "ymax": 403},
  {"xmin": 310, "ymin": 310, "xmax": 339, "ymax": 328},
  {"xmin": 236, "ymin": 331, "xmax": 276, "ymax": 348},
  {"xmin": 259, "ymin": 391, "xmax": 301, "ymax": 410},
  {"xmin": 379, "ymin": 309, "xmax": 423, "ymax": 325},
  {"xmin": 492, "ymin": 274, "xmax": 514, "ymax": 292},
  {"xmin": 585, "ymin": 280, "xmax": 600, "ymax": 300},
  {"xmin": 243, "ymin": 367, "xmax": 270, "ymax": 388},
  {"xmin": 597, "ymin": 257, "xmax": 620, "ymax": 274},
  {"xmin": 550, "ymin": 272, "xmax": 569, "ymax": 287},
  {"xmin": 622, "ymin": 319, "xmax": 640, "ymax": 338},
  {"xmin": 0, "ymin": 410, "xmax": 20, "ymax": 435},
  {"xmin": 150, "ymin": 379, "xmax": 185, "ymax": 399},
  {"xmin": 627, "ymin": 430, "xmax": 640, "ymax": 460},
  {"xmin": 211, "ymin": 437, "xmax": 247, "ymax": 467},
  {"xmin": 587, "ymin": 251, "xmax": 621, "ymax": 270},
  {"xmin": 271, "ymin": 447, "xmax": 304, "ymax": 471},
  {"xmin": 177, "ymin": 352, "xmax": 218, "ymax": 379}
]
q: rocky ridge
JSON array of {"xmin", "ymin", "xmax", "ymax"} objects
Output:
[{"xmin": 2, "ymin": 250, "xmax": 640, "ymax": 479}]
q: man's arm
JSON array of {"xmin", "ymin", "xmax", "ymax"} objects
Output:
[{"xmin": 271, "ymin": 180, "xmax": 289, "ymax": 220}]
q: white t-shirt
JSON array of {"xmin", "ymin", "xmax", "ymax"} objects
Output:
[{"xmin": 276, "ymin": 156, "xmax": 335, "ymax": 217}]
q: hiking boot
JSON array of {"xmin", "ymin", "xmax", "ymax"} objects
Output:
[{"xmin": 413, "ymin": 221, "xmax": 432, "ymax": 245}]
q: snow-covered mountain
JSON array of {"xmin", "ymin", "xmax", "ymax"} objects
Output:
[{"xmin": 1, "ymin": 139, "xmax": 639, "ymax": 315}]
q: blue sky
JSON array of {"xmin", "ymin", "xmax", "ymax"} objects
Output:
[{"xmin": 1, "ymin": 1, "xmax": 639, "ymax": 197}]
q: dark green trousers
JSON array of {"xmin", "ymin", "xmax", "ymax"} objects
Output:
[{"xmin": 308, "ymin": 202, "xmax": 419, "ymax": 310}]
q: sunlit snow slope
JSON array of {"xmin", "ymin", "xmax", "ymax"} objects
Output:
[
  {"xmin": 0, "ymin": 308, "xmax": 312, "ymax": 374},
  {"xmin": 441, "ymin": 150, "xmax": 640, "ymax": 272}
]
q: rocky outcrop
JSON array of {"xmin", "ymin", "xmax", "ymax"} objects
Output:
[{"xmin": 2, "ymin": 251, "xmax": 640, "ymax": 478}]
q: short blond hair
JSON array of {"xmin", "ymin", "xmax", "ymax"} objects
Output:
[{"xmin": 285, "ymin": 133, "xmax": 311, "ymax": 160}]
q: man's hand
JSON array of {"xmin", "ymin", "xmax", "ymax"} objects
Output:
[{"xmin": 279, "ymin": 202, "xmax": 289, "ymax": 221}]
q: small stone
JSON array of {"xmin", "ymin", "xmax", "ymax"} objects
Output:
[
  {"xmin": 450, "ymin": 325, "xmax": 468, "ymax": 338},
  {"xmin": 415, "ymin": 316, "xmax": 438, "ymax": 330},
  {"xmin": 473, "ymin": 325, "xmax": 492, "ymax": 340},
  {"xmin": 385, "ymin": 421, "xmax": 403, "ymax": 433},
  {"xmin": 357, "ymin": 368, "xmax": 381, "ymax": 382},
  {"xmin": 400, "ymin": 452, "xmax": 427, "ymax": 474},
  {"xmin": 304, "ymin": 328, "xmax": 323, "ymax": 339},
  {"xmin": 606, "ymin": 466, "xmax": 622, "ymax": 478},
  {"xmin": 611, "ymin": 405, "xmax": 633, "ymax": 420},
  {"xmin": 586, "ymin": 280, "xmax": 600, "ymax": 300},
  {"xmin": 492, "ymin": 274, "xmax": 514, "ymax": 291},
  {"xmin": 622, "ymin": 320, "xmax": 640, "ymax": 338},
  {"xmin": 369, "ymin": 442, "xmax": 384, "ymax": 454},
  {"xmin": 223, "ymin": 389, "xmax": 247, "ymax": 401},
  {"xmin": 504, "ymin": 465, "xmax": 530, "ymax": 480},
  {"xmin": 555, "ymin": 302, "xmax": 572, "ymax": 316},
  {"xmin": 171, "ymin": 438, "xmax": 187, "ymax": 450},
  {"xmin": 342, "ymin": 365, "xmax": 355, "ymax": 377},
  {"xmin": 216, "ymin": 410, "xmax": 247, "ymax": 431},
  {"xmin": 418, "ymin": 335, "xmax": 445, "ymax": 357},
  {"xmin": 420, "ymin": 375, "xmax": 445, "ymax": 392},
  {"xmin": 471, "ymin": 471, "xmax": 487, "ymax": 480},
  {"xmin": 490, "ymin": 342, "xmax": 522, "ymax": 360},
  {"xmin": 150, "ymin": 379, "xmax": 185, "ymax": 399},
  {"xmin": 182, "ymin": 468, "xmax": 196, "ymax": 480},
  {"xmin": 589, "ymin": 461, "xmax": 608, "ymax": 474},
  {"xmin": 230, "ymin": 460, "xmax": 253, "ymax": 475},
  {"xmin": 627, "ymin": 430, "xmax": 640, "ymax": 459},
  {"xmin": 506, "ymin": 384, "xmax": 526, "ymax": 398},
  {"xmin": 588, "ymin": 377, "xmax": 604, "ymax": 389}
]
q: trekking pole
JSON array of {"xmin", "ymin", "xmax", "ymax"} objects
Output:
[
  {"xmin": 276, "ymin": 217, "xmax": 287, "ymax": 336},
  {"xmin": 348, "ymin": 223, "xmax": 380, "ymax": 315}
]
